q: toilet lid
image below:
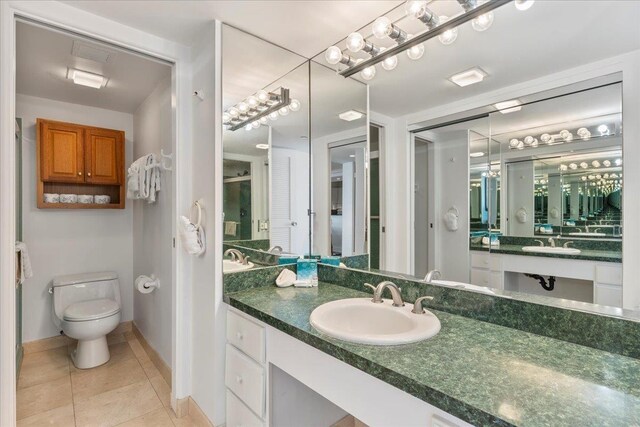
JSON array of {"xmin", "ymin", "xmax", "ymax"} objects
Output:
[{"xmin": 63, "ymin": 299, "xmax": 120, "ymax": 321}]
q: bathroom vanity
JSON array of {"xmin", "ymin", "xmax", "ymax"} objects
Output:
[{"xmin": 223, "ymin": 266, "xmax": 640, "ymax": 427}]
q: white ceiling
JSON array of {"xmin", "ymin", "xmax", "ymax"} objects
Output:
[
  {"xmin": 315, "ymin": 0, "xmax": 640, "ymax": 117},
  {"xmin": 16, "ymin": 21, "xmax": 171, "ymax": 113},
  {"xmin": 61, "ymin": 0, "xmax": 401, "ymax": 58}
]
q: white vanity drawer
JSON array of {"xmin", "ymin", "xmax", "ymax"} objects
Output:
[
  {"xmin": 471, "ymin": 252, "xmax": 491, "ymax": 269},
  {"xmin": 470, "ymin": 269, "xmax": 490, "ymax": 287},
  {"xmin": 489, "ymin": 271, "xmax": 503, "ymax": 289},
  {"xmin": 226, "ymin": 344, "xmax": 265, "ymax": 417},
  {"xmin": 595, "ymin": 265, "xmax": 622, "ymax": 286},
  {"xmin": 594, "ymin": 283, "xmax": 622, "ymax": 307},
  {"xmin": 226, "ymin": 390, "xmax": 264, "ymax": 427},
  {"xmin": 227, "ymin": 309, "xmax": 265, "ymax": 363}
]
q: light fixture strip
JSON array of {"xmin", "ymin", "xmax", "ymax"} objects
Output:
[
  {"xmin": 338, "ymin": 0, "xmax": 512, "ymax": 78},
  {"xmin": 228, "ymin": 88, "xmax": 290, "ymax": 131}
]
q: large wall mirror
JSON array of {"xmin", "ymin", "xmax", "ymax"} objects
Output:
[{"xmin": 223, "ymin": 0, "xmax": 640, "ymax": 315}]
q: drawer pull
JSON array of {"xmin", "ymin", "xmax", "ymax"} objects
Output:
[
  {"xmin": 78, "ymin": 171, "xmax": 82, "ymax": 176},
  {"xmin": 236, "ymin": 375, "xmax": 243, "ymax": 384},
  {"xmin": 236, "ymin": 332, "xmax": 243, "ymax": 340}
]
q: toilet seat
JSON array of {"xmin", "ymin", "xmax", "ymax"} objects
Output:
[{"xmin": 63, "ymin": 298, "xmax": 120, "ymax": 322}]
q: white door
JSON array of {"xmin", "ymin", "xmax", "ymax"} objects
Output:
[{"xmin": 270, "ymin": 148, "xmax": 309, "ymax": 254}]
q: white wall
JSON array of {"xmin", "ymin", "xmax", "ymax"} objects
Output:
[
  {"xmin": 132, "ymin": 77, "xmax": 173, "ymax": 366},
  {"xmin": 190, "ymin": 21, "xmax": 226, "ymax": 425},
  {"xmin": 17, "ymin": 94, "xmax": 134, "ymax": 342}
]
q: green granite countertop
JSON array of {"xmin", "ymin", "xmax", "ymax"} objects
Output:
[
  {"xmin": 470, "ymin": 243, "xmax": 622, "ymax": 263},
  {"xmin": 225, "ymin": 282, "xmax": 640, "ymax": 427}
]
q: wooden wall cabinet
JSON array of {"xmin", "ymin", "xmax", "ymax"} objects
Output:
[{"xmin": 37, "ymin": 118, "xmax": 125, "ymax": 209}]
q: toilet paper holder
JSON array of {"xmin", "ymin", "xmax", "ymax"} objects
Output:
[{"xmin": 136, "ymin": 274, "xmax": 160, "ymax": 293}]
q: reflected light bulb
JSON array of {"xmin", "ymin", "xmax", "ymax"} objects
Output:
[
  {"xmin": 405, "ymin": 0, "xmax": 427, "ymax": 17},
  {"xmin": 346, "ymin": 32, "xmax": 365, "ymax": 53},
  {"xmin": 251, "ymin": 121, "xmax": 260, "ymax": 129},
  {"xmin": 438, "ymin": 16, "xmax": 458, "ymax": 45},
  {"xmin": 515, "ymin": 0, "xmax": 535, "ymax": 11},
  {"xmin": 569, "ymin": 163, "xmax": 578, "ymax": 170},
  {"xmin": 559, "ymin": 164, "xmax": 568, "ymax": 171},
  {"xmin": 560, "ymin": 130, "xmax": 573, "ymax": 142},
  {"xmin": 279, "ymin": 106, "xmax": 290, "ymax": 116},
  {"xmin": 228, "ymin": 107, "xmax": 239, "ymax": 118},
  {"xmin": 577, "ymin": 127, "xmax": 591, "ymax": 140},
  {"xmin": 509, "ymin": 138, "xmax": 519, "ymax": 148},
  {"xmin": 222, "ymin": 112, "xmax": 231, "ymax": 123},
  {"xmin": 256, "ymin": 90, "xmax": 269, "ymax": 103},
  {"xmin": 289, "ymin": 99, "xmax": 301, "ymax": 112},
  {"xmin": 381, "ymin": 55, "xmax": 398, "ymax": 71},
  {"xmin": 245, "ymin": 124, "xmax": 252, "ymax": 131},
  {"xmin": 580, "ymin": 162, "xmax": 588, "ymax": 169},
  {"xmin": 603, "ymin": 160, "xmax": 611, "ymax": 167},
  {"xmin": 325, "ymin": 46, "xmax": 343, "ymax": 65},
  {"xmin": 540, "ymin": 133, "xmax": 553, "ymax": 144},
  {"xmin": 524, "ymin": 135, "xmax": 534, "ymax": 145},
  {"xmin": 598, "ymin": 124, "xmax": 609, "ymax": 135},
  {"xmin": 472, "ymin": 12, "xmax": 494, "ymax": 32},
  {"xmin": 372, "ymin": 17, "xmax": 392, "ymax": 39},
  {"xmin": 259, "ymin": 117, "xmax": 268, "ymax": 125},
  {"xmin": 238, "ymin": 102, "xmax": 248, "ymax": 113},
  {"xmin": 247, "ymin": 96, "xmax": 258, "ymax": 109},
  {"xmin": 615, "ymin": 158, "xmax": 622, "ymax": 166},
  {"xmin": 406, "ymin": 41, "xmax": 425, "ymax": 60},
  {"xmin": 269, "ymin": 112, "xmax": 279, "ymax": 121},
  {"xmin": 592, "ymin": 160, "xmax": 601, "ymax": 168},
  {"xmin": 360, "ymin": 65, "xmax": 376, "ymax": 80}
]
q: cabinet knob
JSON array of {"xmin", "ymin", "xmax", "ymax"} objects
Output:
[
  {"xmin": 236, "ymin": 375, "xmax": 243, "ymax": 384},
  {"xmin": 87, "ymin": 172, "xmax": 91, "ymax": 177},
  {"xmin": 78, "ymin": 172, "xmax": 82, "ymax": 176},
  {"xmin": 236, "ymin": 332, "xmax": 243, "ymax": 340}
]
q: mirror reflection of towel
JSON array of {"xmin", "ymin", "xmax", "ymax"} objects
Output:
[
  {"xmin": 15, "ymin": 241, "xmax": 33, "ymax": 284},
  {"xmin": 224, "ymin": 221, "xmax": 237, "ymax": 236}
]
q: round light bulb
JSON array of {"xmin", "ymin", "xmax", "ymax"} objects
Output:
[
  {"xmin": 405, "ymin": 0, "xmax": 427, "ymax": 17},
  {"xmin": 569, "ymin": 163, "xmax": 578, "ymax": 170},
  {"xmin": 560, "ymin": 130, "xmax": 573, "ymax": 142},
  {"xmin": 559, "ymin": 164, "xmax": 568, "ymax": 171},
  {"xmin": 577, "ymin": 127, "xmax": 591, "ymax": 140},
  {"xmin": 381, "ymin": 55, "xmax": 398, "ymax": 71},
  {"xmin": 222, "ymin": 112, "xmax": 231, "ymax": 123},
  {"xmin": 238, "ymin": 102, "xmax": 249, "ymax": 113},
  {"xmin": 524, "ymin": 135, "xmax": 534, "ymax": 145},
  {"xmin": 247, "ymin": 96, "xmax": 259, "ymax": 109},
  {"xmin": 531, "ymin": 138, "xmax": 539, "ymax": 147},
  {"xmin": 515, "ymin": 0, "xmax": 535, "ymax": 11},
  {"xmin": 228, "ymin": 107, "xmax": 239, "ymax": 118},
  {"xmin": 346, "ymin": 32, "xmax": 365, "ymax": 53},
  {"xmin": 406, "ymin": 41, "xmax": 425, "ymax": 60},
  {"xmin": 245, "ymin": 124, "xmax": 252, "ymax": 131},
  {"xmin": 259, "ymin": 117, "xmax": 268, "ymax": 125},
  {"xmin": 615, "ymin": 158, "xmax": 622, "ymax": 166},
  {"xmin": 592, "ymin": 160, "xmax": 600, "ymax": 168},
  {"xmin": 289, "ymin": 99, "xmax": 301, "ymax": 112},
  {"xmin": 581, "ymin": 176, "xmax": 587, "ymax": 181},
  {"xmin": 603, "ymin": 160, "xmax": 611, "ymax": 167},
  {"xmin": 279, "ymin": 106, "xmax": 290, "ymax": 116},
  {"xmin": 540, "ymin": 133, "xmax": 553, "ymax": 144},
  {"xmin": 597, "ymin": 124, "xmax": 609, "ymax": 135},
  {"xmin": 250, "ymin": 121, "xmax": 259, "ymax": 129},
  {"xmin": 580, "ymin": 162, "xmax": 588, "ymax": 169},
  {"xmin": 325, "ymin": 46, "xmax": 343, "ymax": 65},
  {"xmin": 256, "ymin": 90, "xmax": 269, "ymax": 103},
  {"xmin": 269, "ymin": 112, "xmax": 278, "ymax": 121},
  {"xmin": 472, "ymin": 12, "xmax": 494, "ymax": 32},
  {"xmin": 438, "ymin": 16, "xmax": 458, "ymax": 45},
  {"xmin": 509, "ymin": 138, "xmax": 519, "ymax": 148},
  {"xmin": 372, "ymin": 17, "xmax": 392, "ymax": 39},
  {"xmin": 360, "ymin": 65, "xmax": 376, "ymax": 81}
]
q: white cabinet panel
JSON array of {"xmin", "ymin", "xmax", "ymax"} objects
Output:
[
  {"xmin": 226, "ymin": 344, "xmax": 265, "ymax": 417},
  {"xmin": 226, "ymin": 390, "xmax": 264, "ymax": 427},
  {"xmin": 227, "ymin": 309, "xmax": 266, "ymax": 364},
  {"xmin": 594, "ymin": 283, "xmax": 623, "ymax": 307},
  {"xmin": 595, "ymin": 265, "xmax": 623, "ymax": 286}
]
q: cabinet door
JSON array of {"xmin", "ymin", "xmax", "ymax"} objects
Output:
[
  {"xmin": 39, "ymin": 120, "xmax": 85, "ymax": 183},
  {"xmin": 85, "ymin": 128, "xmax": 124, "ymax": 185}
]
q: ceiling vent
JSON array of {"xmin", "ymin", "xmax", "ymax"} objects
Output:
[{"xmin": 71, "ymin": 40, "xmax": 112, "ymax": 63}]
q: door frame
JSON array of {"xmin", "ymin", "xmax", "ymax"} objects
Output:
[{"xmin": 0, "ymin": 2, "xmax": 192, "ymax": 423}]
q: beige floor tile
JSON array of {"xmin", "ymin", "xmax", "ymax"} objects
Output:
[
  {"xmin": 17, "ymin": 376, "xmax": 73, "ymax": 420},
  {"xmin": 23, "ymin": 335, "xmax": 73, "ymax": 354},
  {"xmin": 115, "ymin": 407, "xmax": 173, "ymax": 427},
  {"xmin": 127, "ymin": 339, "xmax": 151, "ymax": 363},
  {"xmin": 124, "ymin": 331, "xmax": 136, "ymax": 342},
  {"xmin": 69, "ymin": 341, "xmax": 136, "ymax": 373},
  {"xmin": 140, "ymin": 358, "xmax": 162, "ymax": 380},
  {"xmin": 71, "ymin": 356, "xmax": 147, "ymax": 400},
  {"xmin": 74, "ymin": 380, "xmax": 162, "ymax": 427},
  {"xmin": 17, "ymin": 403, "xmax": 75, "ymax": 426},
  {"xmin": 107, "ymin": 333, "xmax": 127, "ymax": 346},
  {"xmin": 149, "ymin": 376, "xmax": 171, "ymax": 408},
  {"xmin": 19, "ymin": 347, "xmax": 70, "ymax": 389}
]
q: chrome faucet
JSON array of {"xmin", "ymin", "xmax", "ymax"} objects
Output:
[
  {"xmin": 424, "ymin": 269, "xmax": 441, "ymax": 283},
  {"xmin": 364, "ymin": 281, "xmax": 404, "ymax": 307},
  {"xmin": 412, "ymin": 296, "xmax": 434, "ymax": 314},
  {"xmin": 548, "ymin": 235, "xmax": 560, "ymax": 248},
  {"xmin": 563, "ymin": 241, "xmax": 574, "ymax": 249},
  {"xmin": 268, "ymin": 245, "xmax": 283, "ymax": 254},
  {"xmin": 533, "ymin": 239, "xmax": 545, "ymax": 247},
  {"xmin": 224, "ymin": 248, "xmax": 245, "ymax": 263}
]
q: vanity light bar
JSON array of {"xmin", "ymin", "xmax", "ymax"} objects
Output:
[
  {"xmin": 508, "ymin": 124, "xmax": 618, "ymax": 150},
  {"xmin": 337, "ymin": 0, "xmax": 512, "ymax": 78},
  {"xmin": 225, "ymin": 87, "xmax": 290, "ymax": 131}
]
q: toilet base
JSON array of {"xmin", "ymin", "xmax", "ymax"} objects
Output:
[{"xmin": 71, "ymin": 336, "xmax": 111, "ymax": 369}]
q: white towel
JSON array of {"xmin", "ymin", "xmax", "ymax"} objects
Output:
[
  {"xmin": 127, "ymin": 154, "xmax": 162, "ymax": 203},
  {"xmin": 178, "ymin": 216, "xmax": 206, "ymax": 256},
  {"xmin": 15, "ymin": 241, "xmax": 33, "ymax": 284},
  {"xmin": 224, "ymin": 221, "xmax": 237, "ymax": 236}
]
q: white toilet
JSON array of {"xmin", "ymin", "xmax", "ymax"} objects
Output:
[{"xmin": 51, "ymin": 271, "xmax": 122, "ymax": 369}]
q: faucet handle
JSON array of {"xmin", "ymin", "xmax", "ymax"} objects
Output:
[
  {"xmin": 563, "ymin": 241, "xmax": 574, "ymax": 248},
  {"xmin": 242, "ymin": 256, "xmax": 251, "ymax": 265},
  {"xmin": 363, "ymin": 283, "xmax": 376, "ymax": 293},
  {"xmin": 412, "ymin": 296, "xmax": 434, "ymax": 314}
]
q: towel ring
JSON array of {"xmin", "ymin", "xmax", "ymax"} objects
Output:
[{"xmin": 191, "ymin": 201, "xmax": 202, "ymax": 228}]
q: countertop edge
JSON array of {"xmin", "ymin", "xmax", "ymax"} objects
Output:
[
  {"xmin": 469, "ymin": 245, "xmax": 621, "ymax": 263},
  {"xmin": 224, "ymin": 294, "xmax": 516, "ymax": 427}
]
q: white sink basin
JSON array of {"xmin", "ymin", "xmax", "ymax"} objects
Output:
[
  {"xmin": 431, "ymin": 280, "xmax": 497, "ymax": 295},
  {"xmin": 309, "ymin": 298, "xmax": 440, "ymax": 345},
  {"xmin": 568, "ymin": 232, "xmax": 606, "ymax": 237},
  {"xmin": 522, "ymin": 246, "xmax": 581, "ymax": 255},
  {"xmin": 223, "ymin": 259, "xmax": 255, "ymax": 273}
]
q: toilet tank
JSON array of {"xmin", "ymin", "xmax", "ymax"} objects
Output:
[{"xmin": 51, "ymin": 272, "xmax": 121, "ymax": 325}]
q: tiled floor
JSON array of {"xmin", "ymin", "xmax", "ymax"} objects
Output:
[{"xmin": 17, "ymin": 332, "xmax": 207, "ymax": 427}]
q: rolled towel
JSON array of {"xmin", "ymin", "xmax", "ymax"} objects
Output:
[{"xmin": 15, "ymin": 241, "xmax": 33, "ymax": 284}]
